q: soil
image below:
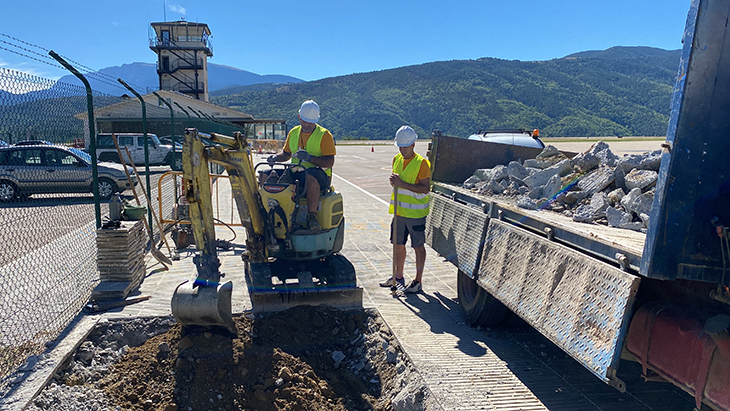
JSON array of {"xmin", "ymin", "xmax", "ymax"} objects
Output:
[{"xmin": 30, "ymin": 305, "xmax": 425, "ymax": 411}]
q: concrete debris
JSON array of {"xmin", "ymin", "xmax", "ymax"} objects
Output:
[
  {"xmin": 576, "ymin": 166, "xmax": 615, "ymax": 196},
  {"xmin": 516, "ymin": 196, "xmax": 538, "ymax": 210},
  {"xmin": 524, "ymin": 159, "xmax": 572, "ymax": 188},
  {"xmin": 607, "ymin": 207, "xmax": 632, "ymax": 227},
  {"xmin": 464, "ymin": 141, "xmax": 657, "ymax": 231},
  {"xmin": 624, "ymin": 169, "xmax": 658, "ymax": 191}
]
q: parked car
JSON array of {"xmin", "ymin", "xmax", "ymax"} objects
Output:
[
  {"xmin": 467, "ymin": 129, "xmax": 545, "ymax": 149},
  {"xmin": 13, "ymin": 140, "xmax": 53, "ymax": 146},
  {"xmin": 0, "ymin": 145, "xmax": 136, "ymax": 201},
  {"xmin": 95, "ymin": 133, "xmax": 181, "ymax": 170}
]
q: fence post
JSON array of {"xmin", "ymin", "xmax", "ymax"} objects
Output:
[
  {"xmin": 117, "ymin": 79, "xmax": 153, "ymax": 231},
  {"xmin": 49, "ymin": 51, "xmax": 101, "ymax": 229}
]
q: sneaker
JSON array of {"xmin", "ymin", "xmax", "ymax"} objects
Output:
[
  {"xmin": 405, "ymin": 280, "xmax": 422, "ymax": 294},
  {"xmin": 380, "ymin": 276, "xmax": 405, "ymax": 288},
  {"xmin": 307, "ymin": 213, "xmax": 322, "ymax": 233}
]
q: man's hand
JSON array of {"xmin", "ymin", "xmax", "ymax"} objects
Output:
[
  {"xmin": 267, "ymin": 154, "xmax": 278, "ymax": 164},
  {"xmin": 389, "ymin": 173, "xmax": 402, "ymax": 187},
  {"xmin": 293, "ymin": 149, "xmax": 312, "ymax": 162}
]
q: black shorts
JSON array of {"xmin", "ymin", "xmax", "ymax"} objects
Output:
[
  {"xmin": 290, "ymin": 167, "xmax": 331, "ymax": 194},
  {"xmin": 390, "ymin": 216, "xmax": 427, "ymax": 248}
]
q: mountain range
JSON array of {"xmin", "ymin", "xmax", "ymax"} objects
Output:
[
  {"xmin": 211, "ymin": 46, "xmax": 681, "ymax": 138},
  {"xmin": 55, "ymin": 62, "xmax": 303, "ymax": 95}
]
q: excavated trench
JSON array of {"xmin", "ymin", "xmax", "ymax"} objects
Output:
[{"xmin": 26, "ymin": 305, "xmax": 430, "ymax": 411}]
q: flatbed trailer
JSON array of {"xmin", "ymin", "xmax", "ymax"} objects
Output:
[{"xmin": 425, "ymin": 1, "xmax": 730, "ymax": 409}]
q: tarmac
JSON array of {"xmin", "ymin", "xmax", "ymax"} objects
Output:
[{"xmin": 3, "ymin": 140, "xmax": 696, "ymax": 411}]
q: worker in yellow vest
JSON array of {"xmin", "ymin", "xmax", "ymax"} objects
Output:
[
  {"xmin": 268, "ymin": 100, "xmax": 336, "ymax": 232},
  {"xmin": 380, "ymin": 126, "xmax": 431, "ymax": 293}
]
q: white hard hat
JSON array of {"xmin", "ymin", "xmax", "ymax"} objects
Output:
[
  {"xmin": 298, "ymin": 100, "xmax": 320, "ymax": 123},
  {"xmin": 394, "ymin": 125, "xmax": 417, "ymax": 147}
]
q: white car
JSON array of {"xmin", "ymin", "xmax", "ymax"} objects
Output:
[
  {"xmin": 467, "ymin": 129, "xmax": 545, "ymax": 149},
  {"xmin": 95, "ymin": 133, "xmax": 181, "ymax": 170}
]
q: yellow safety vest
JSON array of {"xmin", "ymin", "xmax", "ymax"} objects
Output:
[
  {"xmin": 389, "ymin": 153, "xmax": 430, "ymax": 218},
  {"xmin": 288, "ymin": 125, "xmax": 332, "ymax": 177}
]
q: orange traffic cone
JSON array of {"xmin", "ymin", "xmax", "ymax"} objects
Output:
[
  {"xmin": 258, "ymin": 146, "xmax": 262, "ymax": 154},
  {"xmin": 371, "ymin": 146, "xmax": 374, "ymax": 152}
]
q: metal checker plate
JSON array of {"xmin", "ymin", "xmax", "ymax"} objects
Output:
[
  {"xmin": 426, "ymin": 193, "xmax": 488, "ymax": 277},
  {"xmin": 478, "ymin": 219, "xmax": 641, "ymax": 384}
]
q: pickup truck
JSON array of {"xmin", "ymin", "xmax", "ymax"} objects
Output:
[{"xmin": 425, "ymin": 1, "xmax": 730, "ymax": 409}]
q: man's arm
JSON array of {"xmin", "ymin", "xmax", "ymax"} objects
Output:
[
  {"xmin": 389, "ymin": 175, "xmax": 430, "ymax": 193},
  {"xmin": 308, "ymin": 154, "xmax": 334, "ymax": 169}
]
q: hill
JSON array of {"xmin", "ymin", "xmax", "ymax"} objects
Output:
[
  {"xmin": 212, "ymin": 46, "xmax": 681, "ymax": 139},
  {"xmin": 55, "ymin": 62, "xmax": 303, "ymax": 95}
]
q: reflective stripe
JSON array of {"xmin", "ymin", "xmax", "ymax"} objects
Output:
[
  {"xmin": 396, "ymin": 188, "xmax": 428, "ymax": 200},
  {"xmin": 390, "ymin": 199, "xmax": 429, "ymax": 210}
]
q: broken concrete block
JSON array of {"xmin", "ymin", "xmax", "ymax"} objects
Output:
[
  {"xmin": 507, "ymin": 161, "xmax": 530, "ymax": 180},
  {"xmin": 595, "ymin": 148, "xmax": 619, "ymax": 168},
  {"xmin": 624, "ymin": 169, "xmax": 657, "ymax": 191},
  {"xmin": 563, "ymin": 190, "xmax": 588, "ymax": 205},
  {"xmin": 480, "ymin": 179, "xmax": 506, "ymax": 195},
  {"xmin": 607, "ymin": 188, "xmax": 625, "ymax": 205},
  {"xmin": 576, "ymin": 166, "xmax": 615, "ymax": 196},
  {"xmin": 491, "ymin": 165, "xmax": 509, "ymax": 182},
  {"xmin": 516, "ymin": 196, "xmax": 538, "ymax": 210},
  {"xmin": 607, "ymin": 206, "xmax": 632, "ymax": 227},
  {"xmin": 528, "ymin": 186, "xmax": 543, "ymax": 199},
  {"xmin": 590, "ymin": 192, "xmax": 611, "ymax": 219},
  {"xmin": 572, "ymin": 204, "xmax": 595, "ymax": 223},
  {"xmin": 637, "ymin": 150, "xmax": 662, "ymax": 171},
  {"xmin": 542, "ymin": 174, "xmax": 564, "ymax": 199},
  {"xmin": 621, "ymin": 188, "xmax": 654, "ymax": 216},
  {"xmin": 640, "ymin": 213, "xmax": 651, "ymax": 228},
  {"xmin": 619, "ymin": 221, "xmax": 644, "ymax": 232},
  {"xmin": 463, "ymin": 175, "xmax": 481, "ymax": 189},
  {"xmin": 537, "ymin": 145, "xmax": 560, "ymax": 158},
  {"xmin": 614, "ymin": 164, "xmax": 626, "ymax": 191},
  {"xmin": 524, "ymin": 159, "xmax": 572, "ymax": 188},
  {"xmin": 572, "ymin": 152, "xmax": 601, "ymax": 173}
]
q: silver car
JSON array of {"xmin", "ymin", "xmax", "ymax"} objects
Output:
[
  {"xmin": 0, "ymin": 145, "xmax": 136, "ymax": 202},
  {"xmin": 467, "ymin": 129, "xmax": 545, "ymax": 149}
]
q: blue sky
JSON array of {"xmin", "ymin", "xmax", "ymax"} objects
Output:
[{"xmin": 1, "ymin": 0, "xmax": 692, "ymax": 82}]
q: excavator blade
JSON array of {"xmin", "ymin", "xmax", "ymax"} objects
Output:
[
  {"xmin": 171, "ymin": 280, "xmax": 236, "ymax": 334},
  {"xmin": 246, "ymin": 254, "xmax": 363, "ymax": 314}
]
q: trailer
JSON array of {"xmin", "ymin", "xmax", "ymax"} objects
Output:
[{"xmin": 425, "ymin": 1, "xmax": 730, "ymax": 409}]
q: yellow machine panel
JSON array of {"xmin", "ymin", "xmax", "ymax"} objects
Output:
[{"xmin": 293, "ymin": 191, "xmax": 343, "ymax": 231}]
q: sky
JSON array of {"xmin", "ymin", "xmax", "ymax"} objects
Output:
[{"xmin": 0, "ymin": 0, "xmax": 693, "ymax": 83}]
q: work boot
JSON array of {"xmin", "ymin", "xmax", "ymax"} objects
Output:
[
  {"xmin": 405, "ymin": 280, "xmax": 422, "ymax": 294},
  {"xmin": 307, "ymin": 212, "xmax": 322, "ymax": 233}
]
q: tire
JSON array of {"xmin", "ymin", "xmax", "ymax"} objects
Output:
[
  {"xmin": 0, "ymin": 180, "xmax": 18, "ymax": 202},
  {"xmin": 99, "ymin": 152, "xmax": 121, "ymax": 163},
  {"xmin": 166, "ymin": 153, "xmax": 183, "ymax": 171},
  {"xmin": 97, "ymin": 178, "xmax": 118, "ymax": 200},
  {"xmin": 457, "ymin": 269, "xmax": 510, "ymax": 327}
]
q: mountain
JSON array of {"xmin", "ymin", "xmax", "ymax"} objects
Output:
[
  {"xmin": 55, "ymin": 62, "xmax": 303, "ymax": 95},
  {"xmin": 212, "ymin": 46, "xmax": 681, "ymax": 138}
]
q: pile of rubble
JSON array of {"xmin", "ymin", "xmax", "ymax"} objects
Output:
[{"xmin": 463, "ymin": 142, "xmax": 662, "ymax": 231}]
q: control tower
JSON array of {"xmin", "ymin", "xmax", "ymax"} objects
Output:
[{"xmin": 149, "ymin": 21, "xmax": 213, "ymax": 101}]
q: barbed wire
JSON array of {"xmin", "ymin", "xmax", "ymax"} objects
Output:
[{"xmin": 0, "ymin": 33, "xmax": 148, "ymax": 94}]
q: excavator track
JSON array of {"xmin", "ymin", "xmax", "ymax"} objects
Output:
[{"xmin": 245, "ymin": 254, "xmax": 362, "ymax": 313}]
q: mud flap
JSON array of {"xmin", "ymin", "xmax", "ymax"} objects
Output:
[{"xmin": 478, "ymin": 219, "xmax": 640, "ymax": 391}]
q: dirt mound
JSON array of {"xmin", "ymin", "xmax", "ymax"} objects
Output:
[{"xmin": 33, "ymin": 305, "xmax": 425, "ymax": 411}]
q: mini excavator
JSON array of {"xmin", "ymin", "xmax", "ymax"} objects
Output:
[{"xmin": 171, "ymin": 128, "xmax": 362, "ymax": 332}]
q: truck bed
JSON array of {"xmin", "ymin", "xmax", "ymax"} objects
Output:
[{"xmin": 433, "ymin": 182, "xmax": 646, "ymax": 273}]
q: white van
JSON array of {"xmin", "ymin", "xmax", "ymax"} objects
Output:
[{"xmin": 95, "ymin": 133, "xmax": 181, "ymax": 170}]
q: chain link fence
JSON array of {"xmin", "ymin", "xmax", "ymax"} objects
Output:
[{"xmin": 0, "ymin": 66, "xmax": 249, "ymax": 390}]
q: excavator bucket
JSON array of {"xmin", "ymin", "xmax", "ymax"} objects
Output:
[{"xmin": 171, "ymin": 279, "xmax": 236, "ymax": 334}]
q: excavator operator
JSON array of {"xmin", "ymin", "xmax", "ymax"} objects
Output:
[{"xmin": 267, "ymin": 100, "xmax": 336, "ymax": 233}]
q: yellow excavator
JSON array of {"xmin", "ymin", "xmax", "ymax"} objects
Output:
[{"xmin": 171, "ymin": 128, "xmax": 362, "ymax": 332}]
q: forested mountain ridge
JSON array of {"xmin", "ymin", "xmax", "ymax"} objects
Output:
[{"xmin": 212, "ymin": 46, "xmax": 681, "ymax": 139}]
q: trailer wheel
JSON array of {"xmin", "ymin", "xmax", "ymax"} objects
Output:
[{"xmin": 457, "ymin": 269, "xmax": 510, "ymax": 327}]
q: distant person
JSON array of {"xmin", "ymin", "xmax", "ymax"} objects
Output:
[
  {"xmin": 380, "ymin": 126, "xmax": 431, "ymax": 293},
  {"xmin": 267, "ymin": 100, "xmax": 335, "ymax": 232}
]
